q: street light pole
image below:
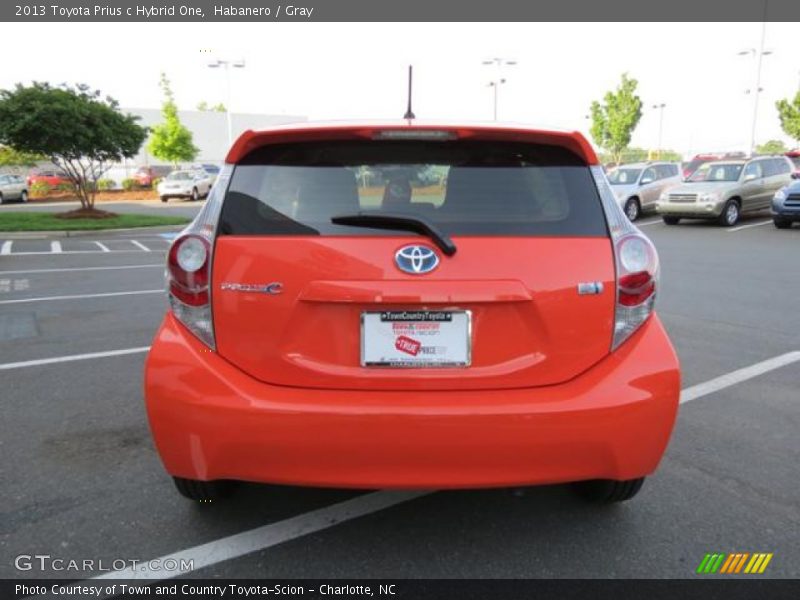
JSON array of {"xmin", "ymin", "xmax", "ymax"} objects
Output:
[
  {"xmin": 738, "ymin": 9, "xmax": 771, "ymax": 156},
  {"xmin": 653, "ymin": 103, "xmax": 666, "ymax": 158},
  {"xmin": 207, "ymin": 58, "xmax": 246, "ymax": 148},
  {"xmin": 482, "ymin": 58, "xmax": 516, "ymax": 121}
]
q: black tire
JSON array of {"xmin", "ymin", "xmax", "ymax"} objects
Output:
[
  {"xmin": 20, "ymin": 190, "xmax": 28, "ymax": 203},
  {"xmin": 0, "ymin": 192, "xmax": 4, "ymax": 205},
  {"xmin": 662, "ymin": 216, "xmax": 680, "ymax": 225},
  {"xmin": 191, "ymin": 187, "xmax": 199, "ymax": 201},
  {"xmin": 624, "ymin": 198, "xmax": 641, "ymax": 221},
  {"xmin": 773, "ymin": 217, "xmax": 791, "ymax": 229},
  {"xmin": 573, "ymin": 477, "xmax": 645, "ymax": 503},
  {"xmin": 718, "ymin": 199, "xmax": 740, "ymax": 226},
  {"xmin": 160, "ymin": 196, "xmax": 168, "ymax": 203},
  {"xmin": 172, "ymin": 477, "xmax": 234, "ymax": 502}
]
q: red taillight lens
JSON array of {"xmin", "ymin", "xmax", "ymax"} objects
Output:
[
  {"xmin": 167, "ymin": 235, "xmax": 210, "ymax": 307},
  {"xmin": 618, "ymin": 271, "xmax": 655, "ymax": 306}
]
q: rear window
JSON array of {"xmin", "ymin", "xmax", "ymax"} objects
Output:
[{"xmin": 218, "ymin": 141, "xmax": 607, "ymax": 237}]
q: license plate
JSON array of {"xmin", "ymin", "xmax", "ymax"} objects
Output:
[{"xmin": 361, "ymin": 310, "xmax": 472, "ymax": 367}]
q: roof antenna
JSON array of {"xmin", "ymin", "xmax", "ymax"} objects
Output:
[{"xmin": 403, "ymin": 65, "xmax": 415, "ymax": 120}]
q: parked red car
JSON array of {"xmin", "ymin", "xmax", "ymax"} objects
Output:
[
  {"xmin": 26, "ymin": 169, "xmax": 71, "ymax": 187},
  {"xmin": 786, "ymin": 150, "xmax": 800, "ymax": 178},
  {"xmin": 683, "ymin": 152, "xmax": 746, "ymax": 179},
  {"xmin": 133, "ymin": 165, "xmax": 173, "ymax": 188},
  {"xmin": 144, "ymin": 121, "xmax": 681, "ymax": 504}
]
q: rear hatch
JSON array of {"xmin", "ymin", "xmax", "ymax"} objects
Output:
[{"xmin": 211, "ymin": 133, "xmax": 615, "ymax": 391}]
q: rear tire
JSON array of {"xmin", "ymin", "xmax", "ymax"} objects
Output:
[
  {"xmin": 662, "ymin": 216, "xmax": 680, "ymax": 225},
  {"xmin": 0, "ymin": 192, "xmax": 4, "ymax": 205},
  {"xmin": 773, "ymin": 217, "xmax": 791, "ymax": 229},
  {"xmin": 20, "ymin": 190, "xmax": 28, "ymax": 203},
  {"xmin": 172, "ymin": 477, "xmax": 234, "ymax": 502},
  {"xmin": 573, "ymin": 477, "xmax": 645, "ymax": 503},
  {"xmin": 624, "ymin": 198, "xmax": 641, "ymax": 221},
  {"xmin": 191, "ymin": 187, "xmax": 199, "ymax": 201},
  {"xmin": 160, "ymin": 196, "xmax": 168, "ymax": 203},
  {"xmin": 718, "ymin": 199, "xmax": 740, "ymax": 226}
]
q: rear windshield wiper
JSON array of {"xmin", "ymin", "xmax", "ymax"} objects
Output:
[{"xmin": 331, "ymin": 211, "xmax": 457, "ymax": 256}]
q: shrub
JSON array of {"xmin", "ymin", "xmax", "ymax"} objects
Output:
[
  {"xmin": 151, "ymin": 177, "xmax": 163, "ymax": 189},
  {"xmin": 30, "ymin": 181, "xmax": 52, "ymax": 197},
  {"xmin": 96, "ymin": 178, "xmax": 115, "ymax": 191},
  {"xmin": 121, "ymin": 178, "xmax": 138, "ymax": 191},
  {"xmin": 55, "ymin": 182, "xmax": 74, "ymax": 193}
]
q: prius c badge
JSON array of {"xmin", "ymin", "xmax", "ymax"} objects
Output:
[
  {"xmin": 220, "ymin": 282, "xmax": 283, "ymax": 294},
  {"xmin": 395, "ymin": 245, "xmax": 439, "ymax": 275}
]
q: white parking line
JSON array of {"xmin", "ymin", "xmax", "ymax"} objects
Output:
[
  {"xmin": 1, "ymin": 240, "xmax": 12, "ymax": 255},
  {"xmin": 0, "ymin": 264, "xmax": 163, "ymax": 275},
  {"xmin": 50, "ymin": 241, "xmax": 62, "ymax": 253},
  {"xmin": 680, "ymin": 351, "xmax": 800, "ymax": 404},
  {"xmin": 727, "ymin": 219, "xmax": 772, "ymax": 232},
  {"xmin": 94, "ymin": 490, "xmax": 429, "ymax": 581},
  {"xmin": 94, "ymin": 241, "xmax": 111, "ymax": 252},
  {"xmin": 0, "ymin": 348, "xmax": 769, "ymax": 583},
  {"xmin": 0, "ymin": 346, "xmax": 150, "ymax": 371},
  {"xmin": 637, "ymin": 219, "xmax": 662, "ymax": 227},
  {"xmin": 0, "ymin": 289, "xmax": 162, "ymax": 305},
  {"xmin": 130, "ymin": 240, "xmax": 151, "ymax": 252}
]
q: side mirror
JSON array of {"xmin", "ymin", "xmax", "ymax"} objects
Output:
[
  {"xmin": 640, "ymin": 177, "xmax": 654, "ymax": 185},
  {"xmin": 791, "ymin": 171, "xmax": 800, "ymax": 180},
  {"xmin": 744, "ymin": 173, "xmax": 757, "ymax": 182}
]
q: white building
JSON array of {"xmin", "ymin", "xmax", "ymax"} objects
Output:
[{"xmin": 106, "ymin": 108, "xmax": 307, "ymax": 182}]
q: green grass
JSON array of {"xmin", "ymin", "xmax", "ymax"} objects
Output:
[{"xmin": 0, "ymin": 212, "xmax": 191, "ymax": 232}]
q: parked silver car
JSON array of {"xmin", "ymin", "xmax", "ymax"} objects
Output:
[
  {"xmin": 656, "ymin": 156, "xmax": 795, "ymax": 226},
  {"xmin": 156, "ymin": 169, "xmax": 213, "ymax": 203},
  {"xmin": 606, "ymin": 162, "xmax": 682, "ymax": 221},
  {"xmin": 0, "ymin": 174, "xmax": 28, "ymax": 204}
]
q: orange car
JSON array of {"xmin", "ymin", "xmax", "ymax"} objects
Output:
[{"xmin": 144, "ymin": 122, "xmax": 680, "ymax": 503}]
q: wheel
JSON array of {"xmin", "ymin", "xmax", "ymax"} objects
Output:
[
  {"xmin": 0, "ymin": 192, "xmax": 4, "ymax": 205},
  {"xmin": 20, "ymin": 190, "xmax": 28, "ymax": 203},
  {"xmin": 624, "ymin": 198, "xmax": 641, "ymax": 221},
  {"xmin": 172, "ymin": 477, "xmax": 234, "ymax": 502},
  {"xmin": 191, "ymin": 187, "xmax": 199, "ymax": 201},
  {"xmin": 160, "ymin": 196, "xmax": 168, "ymax": 203},
  {"xmin": 573, "ymin": 477, "xmax": 645, "ymax": 503},
  {"xmin": 662, "ymin": 216, "xmax": 680, "ymax": 225},
  {"xmin": 718, "ymin": 199, "xmax": 740, "ymax": 226},
  {"xmin": 773, "ymin": 217, "xmax": 791, "ymax": 229}
]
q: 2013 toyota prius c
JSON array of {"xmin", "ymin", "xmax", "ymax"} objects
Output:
[{"xmin": 144, "ymin": 122, "xmax": 680, "ymax": 504}]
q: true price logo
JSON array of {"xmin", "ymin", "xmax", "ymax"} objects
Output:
[{"xmin": 395, "ymin": 335, "xmax": 422, "ymax": 356}]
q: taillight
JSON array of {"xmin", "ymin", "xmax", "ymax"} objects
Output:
[
  {"xmin": 590, "ymin": 165, "xmax": 661, "ymax": 351},
  {"xmin": 613, "ymin": 234, "xmax": 659, "ymax": 349},
  {"xmin": 167, "ymin": 234, "xmax": 215, "ymax": 348}
]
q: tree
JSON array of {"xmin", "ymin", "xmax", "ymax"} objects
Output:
[
  {"xmin": 197, "ymin": 101, "xmax": 226, "ymax": 112},
  {"xmin": 775, "ymin": 92, "xmax": 800, "ymax": 146},
  {"xmin": 589, "ymin": 74, "xmax": 643, "ymax": 164},
  {"xmin": 755, "ymin": 139, "xmax": 788, "ymax": 155},
  {"xmin": 0, "ymin": 146, "xmax": 45, "ymax": 167},
  {"xmin": 148, "ymin": 73, "xmax": 199, "ymax": 167},
  {"xmin": 0, "ymin": 83, "xmax": 147, "ymax": 212}
]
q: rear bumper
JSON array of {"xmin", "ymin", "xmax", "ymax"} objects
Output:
[{"xmin": 144, "ymin": 314, "xmax": 680, "ymax": 489}]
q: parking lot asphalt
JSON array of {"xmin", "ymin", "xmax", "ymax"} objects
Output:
[{"xmin": 1, "ymin": 211, "xmax": 799, "ymax": 580}]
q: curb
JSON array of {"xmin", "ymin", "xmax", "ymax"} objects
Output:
[{"xmin": 0, "ymin": 225, "xmax": 184, "ymax": 239}]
